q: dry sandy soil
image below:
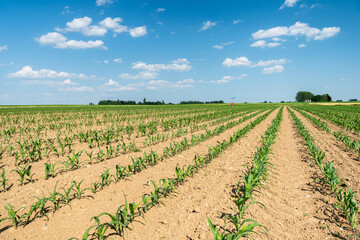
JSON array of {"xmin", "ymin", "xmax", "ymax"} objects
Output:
[{"xmin": 1, "ymin": 106, "xmax": 359, "ymax": 239}]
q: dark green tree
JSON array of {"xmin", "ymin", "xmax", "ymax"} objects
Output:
[
  {"xmin": 295, "ymin": 91, "xmax": 314, "ymax": 102},
  {"xmin": 325, "ymin": 93, "xmax": 332, "ymax": 102},
  {"xmin": 311, "ymin": 94, "xmax": 328, "ymax": 102}
]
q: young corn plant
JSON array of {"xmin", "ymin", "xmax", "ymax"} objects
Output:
[
  {"xmin": 100, "ymin": 169, "xmax": 113, "ymax": 188},
  {"xmin": 0, "ymin": 203, "xmax": 27, "ymax": 229},
  {"xmin": 1, "ymin": 168, "xmax": 9, "ymax": 191},
  {"xmin": 11, "ymin": 164, "xmax": 35, "ymax": 185},
  {"xmin": 288, "ymin": 107, "xmax": 360, "ymax": 230},
  {"xmin": 335, "ymin": 188, "xmax": 359, "ymax": 228},
  {"xmin": 32, "ymin": 196, "xmax": 49, "ymax": 220},
  {"xmin": 114, "ymin": 165, "xmax": 127, "ymax": 182},
  {"xmin": 78, "ymin": 108, "xmax": 276, "ymax": 240},
  {"xmin": 90, "ymin": 181, "xmax": 101, "ymax": 193},
  {"xmin": 44, "ymin": 161, "xmax": 61, "ymax": 180},
  {"xmin": 72, "ymin": 180, "xmax": 89, "ymax": 199},
  {"xmin": 83, "ymin": 216, "xmax": 109, "ymax": 240},
  {"xmin": 47, "ymin": 181, "xmax": 62, "ymax": 212},
  {"xmin": 59, "ymin": 183, "xmax": 75, "ymax": 204},
  {"xmin": 86, "ymin": 150, "xmax": 95, "ymax": 164}
]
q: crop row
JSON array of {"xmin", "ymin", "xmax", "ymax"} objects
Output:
[
  {"xmin": 0, "ymin": 106, "xmax": 257, "ymax": 140},
  {"xmin": 296, "ymin": 105, "xmax": 360, "ymax": 133},
  {"xmin": 0, "ymin": 108, "xmax": 257, "ymax": 167},
  {"xmin": 289, "ymin": 108, "xmax": 360, "ymax": 232},
  {"xmin": 76, "ymin": 108, "xmax": 278, "ymax": 239},
  {"xmin": 293, "ymin": 108, "xmax": 360, "ymax": 156},
  {"xmin": 0, "ymin": 109, "xmax": 274, "ymax": 230},
  {"xmin": 0, "ymin": 109, "xmax": 267, "ymax": 193},
  {"xmin": 207, "ymin": 107, "xmax": 283, "ymax": 239}
]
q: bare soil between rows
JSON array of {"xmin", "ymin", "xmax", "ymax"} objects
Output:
[
  {"xmin": 291, "ymin": 108, "xmax": 360, "ymax": 199},
  {"xmin": 248, "ymin": 107, "xmax": 352, "ymax": 239},
  {"xmin": 0, "ymin": 110, "xmax": 274, "ymax": 239},
  {"xmin": 2, "ymin": 106, "xmax": 358, "ymax": 240}
]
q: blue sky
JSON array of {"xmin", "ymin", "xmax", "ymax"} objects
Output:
[{"xmin": 0, "ymin": 0, "xmax": 359, "ymax": 104}]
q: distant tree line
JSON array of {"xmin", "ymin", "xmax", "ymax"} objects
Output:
[
  {"xmin": 295, "ymin": 91, "xmax": 332, "ymax": 102},
  {"xmin": 98, "ymin": 100, "xmax": 139, "ymax": 105},
  {"xmin": 179, "ymin": 100, "xmax": 224, "ymax": 104},
  {"xmin": 98, "ymin": 99, "xmax": 224, "ymax": 105}
]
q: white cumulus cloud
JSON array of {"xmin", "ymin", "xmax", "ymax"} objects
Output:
[
  {"xmin": 280, "ymin": 0, "xmax": 300, "ymax": 9},
  {"xmin": 21, "ymin": 79, "xmax": 79, "ymax": 87},
  {"xmin": 250, "ymin": 40, "xmax": 281, "ymax": 48},
  {"xmin": 262, "ymin": 65, "xmax": 284, "ymax": 74},
  {"xmin": 233, "ymin": 19, "xmax": 243, "ymax": 24},
  {"xmin": 223, "ymin": 57, "xmax": 252, "ymax": 67},
  {"xmin": 0, "ymin": 44, "xmax": 8, "ymax": 52},
  {"xmin": 223, "ymin": 57, "xmax": 288, "ymax": 74},
  {"xmin": 200, "ymin": 21, "xmax": 216, "ymax": 31},
  {"xmin": 211, "ymin": 74, "xmax": 248, "ymax": 84},
  {"xmin": 132, "ymin": 58, "xmax": 191, "ymax": 72},
  {"xmin": 212, "ymin": 45, "xmax": 223, "ymax": 50},
  {"xmin": 96, "ymin": 0, "xmax": 113, "ymax": 6},
  {"xmin": 101, "ymin": 79, "xmax": 138, "ymax": 91},
  {"xmin": 8, "ymin": 66, "xmax": 95, "ymax": 79},
  {"xmin": 252, "ymin": 22, "xmax": 340, "ymax": 41},
  {"xmin": 156, "ymin": 8, "xmax": 166, "ymax": 12},
  {"xmin": 255, "ymin": 59, "xmax": 288, "ymax": 67},
  {"xmin": 114, "ymin": 58, "xmax": 123, "ymax": 63},
  {"xmin": 99, "ymin": 17, "xmax": 128, "ymax": 33},
  {"xmin": 298, "ymin": 43, "xmax": 306, "ymax": 48},
  {"xmin": 46, "ymin": 16, "xmax": 146, "ymax": 44},
  {"xmin": 213, "ymin": 41, "xmax": 234, "ymax": 50},
  {"xmin": 36, "ymin": 32, "xmax": 106, "ymax": 50},
  {"xmin": 118, "ymin": 71, "xmax": 158, "ymax": 80},
  {"xmin": 66, "ymin": 17, "xmax": 107, "ymax": 36},
  {"xmin": 129, "ymin": 26, "xmax": 147, "ymax": 38}
]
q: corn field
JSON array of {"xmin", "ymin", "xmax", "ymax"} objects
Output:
[{"xmin": 0, "ymin": 103, "xmax": 360, "ymax": 239}]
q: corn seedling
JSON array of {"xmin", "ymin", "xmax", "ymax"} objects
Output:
[
  {"xmin": 11, "ymin": 164, "xmax": 35, "ymax": 185},
  {"xmin": 90, "ymin": 181, "xmax": 101, "ymax": 193},
  {"xmin": 83, "ymin": 216, "xmax": 109, "ymax": 240},
  {"xmin": 32, "ymin": 196, "xmax": 49, "ymax": 220},
  {"xmin": 0, "ymin": 203, "xmax": 27, "ymax": 228},
  {"xmin": 1, "ymin": 168, "xmax": 9, "ymax": 191},
  {"xmin": 47, "ymin": 181, "xmax": 61, "ymax": 211},
  {"xmin": 73, "ymin": 180, "xmax": 89, "ymax": 199},
  {"xmin": 59, "ymin": 183, "xmax": 75, "ymax": 204},
  {"xmin": 44, "ymin": 161, "xmax": 61, "ymax": 180},
  {"xmin": 100, "ymin": 169, "xmax": 113, "ymax": 188}
]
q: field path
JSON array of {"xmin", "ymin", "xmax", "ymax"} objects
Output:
[{"xmin": 248, "ymin": 107, "xmax": 349, "ymax": 239}]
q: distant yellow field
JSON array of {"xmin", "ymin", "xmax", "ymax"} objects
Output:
[{"xmin": 309, "ymin": 102, "xmax": 360, "ymax": 106}]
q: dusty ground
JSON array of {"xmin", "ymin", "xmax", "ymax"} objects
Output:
[
  {"xmin": 297, "ymin": 108, "xmax": 360, "ymax": 142},
  {"xmin": 0, "ymin": 110, "xmax": 262, "ymax": 221},
  {"xmin": 248, "ymin": 107, "xmax": 351, "ymax": 239},
  {"xmin": 123, "ymin": 109, "xmax": 279, "ymax": 240},
  {"xmin": 291, "ymin": 108, "xmax": 360, "ymax": 198},
  {"xmin": 1, "ymin": 105, "xmax": 359, "ymax": 240},
  {"xmin": 0, "ymin": 109, "xmax": 273, "ymax": 239}
]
